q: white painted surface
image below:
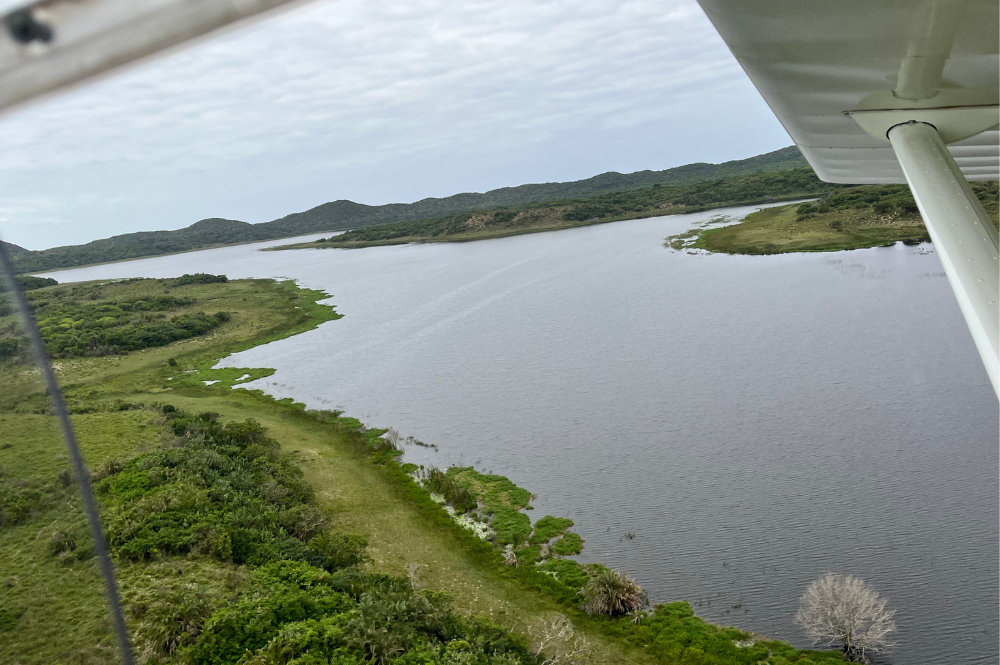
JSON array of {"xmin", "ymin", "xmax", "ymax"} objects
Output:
[{"xmin": 889, "ymin": 121, "xmax": 999, "ymax": 395}]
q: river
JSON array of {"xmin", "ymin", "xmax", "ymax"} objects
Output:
[{"xmin": 43, "ymin": 204, "xmax": 1000, "ymax": 664}]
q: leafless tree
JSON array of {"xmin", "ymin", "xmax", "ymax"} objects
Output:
[
  {"xmin": 528, "ymin": 615, "xmax": 590, "ymax": 665},
  {"xmin": 404, "ymin": 562, "xmax": 425, "ymax": 591},
  {"xmin": 795, "ymin": 573, "xmax": 896, "ymax": 663}
]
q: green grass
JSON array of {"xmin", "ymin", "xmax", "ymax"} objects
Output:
[
  {"xmin": 670, "ymin": 181, "xmax": 998, "ymax": 255},
  {"xmin": 528, "ymin": 517, "xmax": 574, "ymax": 546},
  {"xmin": 0, "ymin": 277, "xmax": 848, "ymax": 665}
]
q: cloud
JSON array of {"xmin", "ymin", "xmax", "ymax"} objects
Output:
[{"xmin": 0, "ymin": 0, "xmax": 790, "ymax": 249}]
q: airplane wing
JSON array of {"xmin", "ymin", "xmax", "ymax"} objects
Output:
[
  {"xmin": 695, "ymin": 0, "xmax": 998, "ymax": 184},
  {"xmin": 696, "ymin": 0, "xmax": 999, "ymax": 396},
  {"xmin": 0, "ymin": 0, "xmax": 308, "ymax": 113}
]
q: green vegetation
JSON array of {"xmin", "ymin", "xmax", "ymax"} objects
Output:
[
  {"xmin": 0, "ymin": 276, "xmax": 235, "ymax": 361},
  {"xmin": 669, "ymin": 181, "xmax": 999, "ymax": 255},
  {"xmin": 0, "ymin": 275, "xmax": 57, "ymax": 292},
  {"xmin": 5, "ymin": 147, "xmax": 806, "ymax": 273},
  {"xmin": 583, "ymin": 568, "xmax": 647, "ymax": 617},
  {"xmin": 282, "ymin": 167, "xmax": 834, "ymax": 249},
  {"xmin": 0, "ymin": 276, "xmax": 846, "ymax": 665},
  {"xmin": 528, "ymin": 517, "xmax": 574, "ymax": 547},
  {"xmin": 550, "ymin": 534, "xmax": 584, "ymax": 557}
]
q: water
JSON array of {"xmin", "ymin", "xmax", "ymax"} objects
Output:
[{"xmin": 43, "ymin": 206, "xmax": 999, "ymax": 664}]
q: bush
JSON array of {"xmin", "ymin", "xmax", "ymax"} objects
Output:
[
  {"xmin": 424, "ymin": 468, "xmax": 477, "ymax": 513},
  {"xmin": 132, "ymin": 586, "xmax": 217, "ymax": 657},
  {"xmin": 583, "ymin": 568, "xmax": 647, "ymax": 617},
  {"xmin": 175, "ymin": 274, "xmax": 229, "ymax": 286},
  {"xmin": 99, "ymin": 410, "xmax": 363, "ymax": 569},
  {"xmin": 31, "ymin": 293, "xmax": 229, "ymax": 358},
  {"xmin": 0, "ymin": 275, "xmax": 56, "ymax": 293},
  {"xmin": 308, "ymin": 533, "xmax": 370, "ymax": 571}
]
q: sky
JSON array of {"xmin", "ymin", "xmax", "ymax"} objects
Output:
[{"xmin": 0, "ymin": 0, "xmax": 793, "ymax": 250}]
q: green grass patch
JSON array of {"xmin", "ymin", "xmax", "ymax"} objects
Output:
[
  {"xmin": 673, "ymin": 180, "xmax": 998, "ymax": 255},
  {"xmin": 529, "ymin": 516, "xmax": 574, "ymax": 546},
  {"xmin": 550, "ymin": 533, "xmax": 584, "ymax": 556}
]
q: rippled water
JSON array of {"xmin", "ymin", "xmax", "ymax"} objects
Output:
[{"xmin": 45, "ymin": 206, "xmax": 999, "ymax": 664}]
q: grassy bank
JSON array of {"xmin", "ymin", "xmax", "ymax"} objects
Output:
[
  {"xmin": 272, "ymin": 168, "xmax": 836, "ymax": 250},
  {"xmin": 1, "ymin": 277, "xmax": 844, "ymax": 665},
  {"xmin": 667, "ymin": 181, "xmax": 998, "ymax": 255}
]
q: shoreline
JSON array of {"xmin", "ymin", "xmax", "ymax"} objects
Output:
[
  {"xmin": 267, "ymin": 193, "xmax": 821, "ymax": 251},
  {"xmin": 0, "ymin": 276, "xmax": 846, "ymax": 664}
]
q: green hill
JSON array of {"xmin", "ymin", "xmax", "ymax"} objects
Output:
[{"xmin": 8, "ymin": 147, "xmax": 806, "ymax": 273}]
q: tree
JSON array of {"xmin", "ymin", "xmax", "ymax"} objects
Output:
[
  {"xmin": 582, "ymin": 568, "xmax": 647, "ymax": 617},
  {"xmin": 529, "ymin": 615, "xmax": 589, "ymax": 665},
  {"xmin": 794, "ymin": 573, "xmax": 896, "ymax": 663}
]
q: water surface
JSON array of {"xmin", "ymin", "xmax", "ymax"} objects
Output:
[{"xmin": 45, "ymin": 207, "xmax": 1000, "ymax": 664}]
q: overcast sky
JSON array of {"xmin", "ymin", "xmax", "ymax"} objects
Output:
[{"xmin": 0, "ymin": 0, "xmax": 792, "ymax": 250}]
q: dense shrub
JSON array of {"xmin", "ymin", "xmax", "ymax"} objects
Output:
[
  {"xmin": 26, "ymin": 293, "xmax": 230, "ymax": 357},
  {"xmin": 98, "ymin": 410, "xmax": 361, "ymax": 571},
  {"xmin": 187, "ymin": 562, "xmax": 533, "ymax": 665},
  {"xmin": 0, "ymin": 275, "xmax": 57, "ymax": 293},
  {"xmin": 175, "ymin": 274, "xmax": 229, "ymax": 286}
]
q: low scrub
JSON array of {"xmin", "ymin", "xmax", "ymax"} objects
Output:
[{"xmin": 583, "ymin": 568, "xmax": 647, "ymax": 617}]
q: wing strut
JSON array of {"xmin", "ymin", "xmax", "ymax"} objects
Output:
[{"xmin": 888, "ymin": 120, "xmax": 999, "ymax": 395}]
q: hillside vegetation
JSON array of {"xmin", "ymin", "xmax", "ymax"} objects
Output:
[
  {"xmin": 669, "ymin": 181, "xmax": 999, "ymax": 255},
  {"xmin": 0, "ymin": 277, "xmax": 845, "ymax": 665},
  {"xmin": 5, "ymin": 147, "xmax": 805, "ymax": 274},
  {"xmin": 282, "ymin": 167, "xmax": 832, "ymax": 249}
]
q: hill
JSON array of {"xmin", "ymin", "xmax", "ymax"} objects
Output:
[
  {"xmin": 289, "ymin": 166, "xmax": 834, "ymax": 248},
  {"xmin": 8, "ymin": 147, "xmax": 806, "ymax": 273}
]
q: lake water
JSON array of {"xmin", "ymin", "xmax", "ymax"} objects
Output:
[{"xmin": 43, "ymin": 206, "xmax": 999, "ymax": 664}]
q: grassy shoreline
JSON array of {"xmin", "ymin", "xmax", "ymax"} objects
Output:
[
  {"xmin": 270, "ymin": 193, "xmax": 822, "ymax": 251},
  {"xmin": 668, "ymin": 181, "xmax": 998, "ymax": 255},
  {"xmin": 1, "ymin": 277, "xmax": 844, "ymax": 664}
]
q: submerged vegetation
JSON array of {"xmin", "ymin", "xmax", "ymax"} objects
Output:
[
  {"xmin": 668, "ymin": 181, "xmax": 999, "ymax": 255},
  {"xmin": 0, "ymin": 276, "xmax": 849, "ymax": 665}
]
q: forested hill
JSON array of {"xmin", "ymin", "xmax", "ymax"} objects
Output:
[{"xmin": 7, "ymin": 147, "xmax": 806, "ymax": 274}]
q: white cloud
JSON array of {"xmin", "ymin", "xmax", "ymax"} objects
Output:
[{"xmin": 0, "ymin": 0, "xmax": 790, "ymax": 249}]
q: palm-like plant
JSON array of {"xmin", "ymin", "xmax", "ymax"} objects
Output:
[{"xmin": 583, "ymin": 568, "xmax": 647, "ymax": 617}]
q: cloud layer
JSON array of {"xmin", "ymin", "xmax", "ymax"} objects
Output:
[{"xmin": 0, "ymin": 0, "xmax": 790, "ymax": 249}]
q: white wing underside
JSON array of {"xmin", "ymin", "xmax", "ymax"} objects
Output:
[{"xmin": 696, "ymin": 0, "xmax": 999, "ymax": 184}]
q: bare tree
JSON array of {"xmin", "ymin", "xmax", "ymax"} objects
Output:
[
  {"xmin": 795, "ymin": 573, "xmax": 896, "ymax": 663},
  {"xmin": 528, "ymin": 615, "xmax": 590, "ymax": 665},
  {"xmin": 404, "ymin": 562, "xmax": 425, "ymax": 591}
]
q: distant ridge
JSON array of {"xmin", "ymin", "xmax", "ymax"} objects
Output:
[{"xmin": 9, "ymin": 146, "xmax": 806, "ymax": 274}]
